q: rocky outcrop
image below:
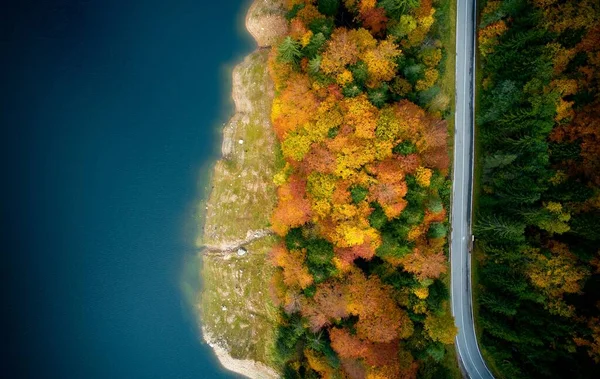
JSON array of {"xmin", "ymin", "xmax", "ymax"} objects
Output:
[
  {"xmin": 207, "ymin": 341, "xmax": 279, "ymax": 379},
  {"xmin": 246, "ymin": 0, "xmax": 288, "ymax": 48}
]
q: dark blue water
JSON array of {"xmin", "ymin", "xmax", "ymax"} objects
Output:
[{"xmin": 2, "ymin": 0, "xmax": 254, "ymax": 377}]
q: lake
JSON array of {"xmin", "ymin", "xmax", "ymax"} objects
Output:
[{"xmin": 2, "ymin": 0, "xmax": 255, "ymax": 377}]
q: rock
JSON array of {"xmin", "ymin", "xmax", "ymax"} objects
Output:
[
  {"xmin": 204, "ymin": 334, "xmax": 279, "ymax": 379},
  {"xmin": 246, "ymin": 0, "xmax": 288, "ymax": 48},
  {"xmin": 237, "ymin": 247, "xmax": 248, "ymax": 256}
]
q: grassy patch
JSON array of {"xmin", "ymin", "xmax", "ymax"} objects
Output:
[
  {"xmin": 470, "ymin": 245, "xmax": 504, "ymax": 378},
  {"xmin": 200, "ymin": 235, "xmax": 279, "ymax": 364},
  {"xmin": 200, "ymin": 50, "xmax": 279, "ymax": 248},
  {"xmin": 441, "ymin": 272, "xmax": 462, "ymax": 378},
  {"xmin": 444, "ymin": 344, "xmax": 463, "ymax": 379},
  {"xmin": 437, "ymin": 0, "xmax": 457, "ymax": 156}
]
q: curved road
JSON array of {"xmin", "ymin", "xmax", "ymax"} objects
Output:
[{"xmin": 450, "ymin": 0, "xmax": 494, "ymax": 378}]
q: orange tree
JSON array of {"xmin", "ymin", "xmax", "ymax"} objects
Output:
[{"xmin": 267, "ymin": 1, "xmax": 455, "ymax": 377}]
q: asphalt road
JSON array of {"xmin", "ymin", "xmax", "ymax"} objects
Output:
[{"xmin": 450, "ymin": 0, "xmax": 494, "ymax": 378}]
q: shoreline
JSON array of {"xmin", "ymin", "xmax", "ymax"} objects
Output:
[
  {"xmin": 195, "ymin": 1, "xmax": 287, "ymax": 378},
  {"xmin": 197, "ymin": 0, "xmax": 286, "ymax": 251},
  {"xmin": 202, "ymin": 327, "xmax": 279, "ymax": 379}
]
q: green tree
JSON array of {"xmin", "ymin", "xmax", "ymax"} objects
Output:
[
  {"xmin": 424, "ymin": 309, "xmax": 457, "ymax": 345},
  {"xmin": 368, "ymin": 85, "xmax": 389, "ymax": 108},
  {"xmin": 474, "ymin": 214, "xmax": 526, "ymax": 243},
  {"xmin": 393, "ymin": 140, "xmax": 417, "ymax": 155},
  {"xmin": 428, "ymin": 223, "xmax": 447, "ymax": 238},
  {"xmin": 379, "ymin": 0, "xmax": 420, "ymax": 19},
  {"xmin": 349, "ymin": 61, "xmax": 369, "ymax": 87},
  {"xmin": 317, "ymin": 0, "xmax": 339, "ymax": 17},
  {"xmin": 342, "ymin": 83, "xmax": 362, "ymax": 97},
  {"xmin": 278, "ymin": 37, "xmax": 302, "ymax": 64},
  {"xmin": 304, "ymin": 33, "xmax": 327, "ymax": 59},
  {"xmin": 350, "ymin": 185, "xmax": 369, "ymax": 203},
  {"xmin": 308, "ymin": 55, "xmax": 322, "ymax": 74},
  {"xmin": 369, "ymin": 203, "xmax": 387, "ymax": 229},
  {"xmin": 306, "ymin": 239, "xmax": 335, "ymax": 266}
]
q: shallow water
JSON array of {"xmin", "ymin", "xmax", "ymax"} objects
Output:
[{"xmin": 3, "ymin": 0, "xmax": 254, "ymax": 377}]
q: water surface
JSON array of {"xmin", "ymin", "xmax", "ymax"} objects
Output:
[{"xmin": 3, "ymin": 0, "xmax": 254, "ymax": 377}]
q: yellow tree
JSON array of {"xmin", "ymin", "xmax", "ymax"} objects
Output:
[
  {"xmin": 321, "ymin": 28, "xmax": 360, "ymax": 75},
  {"xmin": 342, "ymin": 94, "xmax": 379, "ymax": 139},
  {"xmin": 305, "ymin": 349, "xmax": 337, "ymax": 378},
  {"xmin": 526, "ymin": 242, "xmax": 590, "ymax": 316},
  {"xmin": 424, "ymin": 306, "xmax": 457, "ymax": 344},
  {"xmin": 363, "ymin": 37, "xmax": 402, "ymax": 87}
]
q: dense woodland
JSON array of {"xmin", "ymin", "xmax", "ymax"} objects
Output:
[
  {"xmin": 475, "ymin": 0, "xmax": 600, "ymax": 377},
  {"xmin": 266, "ymin": 0, "xmax": 457, "ymax": 378}
]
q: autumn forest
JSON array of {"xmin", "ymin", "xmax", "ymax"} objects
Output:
[
  {"xmin": 261, "ymin": 0, "xmax": 600, "ymax": 378},
  {"xmin": 474, "ymin": 0, "xmax": 600, "ymax": 378},
  {"xmin": 267, "ymin": 0, "xmax": 456, "ymax": 378}
]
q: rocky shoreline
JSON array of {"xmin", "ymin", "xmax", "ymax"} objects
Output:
[
  {"xmin": 203, "ymin": 327, "xmax": 279, "ymax": 379},
  {"xmin": 197, "ymin": 1, "xmax": 287, "ymax": 378}
]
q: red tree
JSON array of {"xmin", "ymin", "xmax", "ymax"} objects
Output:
[{"xmin": 360, "ymin": 8, "xmax": 388, "ymax": 36}]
